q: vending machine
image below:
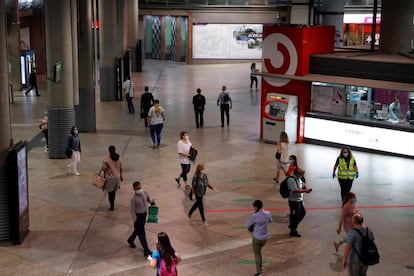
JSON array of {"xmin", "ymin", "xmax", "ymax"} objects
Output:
[{"xmin": 262, "ymin": 93, "xmax": 298, "ymax": 143}]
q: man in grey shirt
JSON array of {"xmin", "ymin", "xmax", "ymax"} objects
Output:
[{"xmin": 127, "ymin": 181, "xmax": 155, "ymax": 257}]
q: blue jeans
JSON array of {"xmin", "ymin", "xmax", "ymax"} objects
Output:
[
  {"xmin": 180, "ymin": 163, "xmax": 191, "ymax": 182},
  {"xmin": 149, "ymin": 123, "xmax": 163, "ymax": 145}
]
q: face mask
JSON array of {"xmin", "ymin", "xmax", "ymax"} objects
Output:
[
  {"xmin": 135, "ymin": 189, "xmax": 142, "ymax": 194},
  {"xmin": 201, "ymin": 170, "xmax": 205, "ymax": 174},
  {"xmin": 74, "ymin": 130, "xmax": 78, "ymax": 135},
  {"xmin": 289, "ymin": 160, "xmax": 294, "ymax": 165},
  {"xmin": 351, "ymin": 198, "xmax": 357, "ymax": 204},
  {"xmin": 343, "ymin": 153, "xmax": 348, "ymax": 158},
  {"xmin": 184, "ymin": 135, "xmax": 189, "ymax": 140}
]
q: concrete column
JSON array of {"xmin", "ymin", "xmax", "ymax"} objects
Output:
[
  {"xmin": 44, "ymin": 0, "xmax": 76, "ymax": 158},
  {"xmin": 380, "ymin": 0, "xmax": 414, "ymax": 54},
  {"xmin": 71, "ymin": 0, "xmax": 79, "ymax": 106},
  {"xmin": 319, "ymin": 0, "xmax": 346, "ymax": 47},
  {"xmin": 76, "ymin": 0, "xmax": 96, "ymax": 132},
  {"xmin": 5, "ymin": 0, "xmax": 21, "ymax": 91},
  {"xmin": 289, "ymin": 0, "xmax": 310, "ymax": 25},
  {"xmin": 99, "ymin": 0, "xmax": 123, "ymax": 101},
  {"xmin": 0, "ymin": 0, "xmax": 12, "ymax": 242},
  {"xmin": 0, "ymin": 0, "xmax": 12, "ymax": 164},
  {"xmin": 123, "ymin": 0, "xmax": 139, "ymax": 71}
]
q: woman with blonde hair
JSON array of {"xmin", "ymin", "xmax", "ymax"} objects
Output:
[
  {"xmin": 147, "ymin": 99, "xmax": 165, "ymax": 149},
  {"xmin": 273, "ymin": 131, "xmax": 290, "ymax": 184},
  {"xmin": 187, "ymin": 163, "xmax": 216, "ymax": 226}
]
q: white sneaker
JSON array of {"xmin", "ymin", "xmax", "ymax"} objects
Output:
[{"xmin": 75, "ymin": 172, "xmax": 80, "ymax": 176}]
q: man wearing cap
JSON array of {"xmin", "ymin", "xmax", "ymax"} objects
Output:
[{"xmin": 287, "ymin": 168, "xmax": 312, "ymax": 237}]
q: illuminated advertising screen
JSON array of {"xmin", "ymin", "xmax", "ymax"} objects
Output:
[
  {"xmin": 17, "ymin": 146, "xmax": 28, "ymax": 216},
  {"xmin": 193, "ymin": 24, "xmax": 263, "ymax": 59}
]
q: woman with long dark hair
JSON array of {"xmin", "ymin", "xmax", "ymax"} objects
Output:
[
  {"xmin": 148, "ymin": 232, "xmax": 181, "ymax": 276},
  {"xmin": 100, "ymin": 145, "xmax": 123, "ymax": 211},
  {"xmin": 332, "ymin": 146, "xmax": 359, "ymax": 202}
]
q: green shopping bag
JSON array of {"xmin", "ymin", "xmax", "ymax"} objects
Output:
[{"xmin": 147, "ymin": 205, "xmax": 159, "ymax": 223}]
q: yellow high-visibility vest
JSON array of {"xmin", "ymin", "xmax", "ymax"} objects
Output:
[{"xmin": 338, "ymin": 156, "xmax": 355, "ymax": 180}]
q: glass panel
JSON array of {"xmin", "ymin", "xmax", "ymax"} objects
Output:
[
  {"xmin": 165, "ymin": 16, "xmax": 172, "ymax": 59},
  {"xmin": 145, "ymin": 16, "xmax": 153, "ymax": 58},
  {"xmin": 180, "ymin": 17, "xmax": 188, "ymax": 62}
]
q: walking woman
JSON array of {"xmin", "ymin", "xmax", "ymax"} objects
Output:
[
  {"xmin": 250, "ymin": 62, "xmax": 259, "ymax": 90},
  {"xmin": 334, "ymin": 192, "xmax": 359, "ymax": 252},
  {"xmin": 273, "ymin": 131, "xmax": 290, "ymax": 184},
  {"xmin": 147, "ymin": 99, "xmax": 165, "ymax": 149},
  {"xmin": 175, "ymin": 131, "xmax": 192, "ymax": 189},
  {"xmin": 148, "ymin": 232, "xmax": 181, "ymax": 276},
  {"xmin": 66, "ymin": 126, "xmax": 81, "ymax": 175},
  {"xmin": 332, "ymin": 146, "xmax": 359, "ymax": 202},
  {"xmin": 187, "ymin": 163, "xmax": 215, "ymax": 226},
  {"xmin": 100, "ymin": 145, "xmax": 123, "ymax": 211}
]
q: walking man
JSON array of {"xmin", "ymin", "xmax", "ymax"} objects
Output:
[
  {"xmin": 123, "ymin": 76, "xmax": 135, "ymax": 114},
  {"xmin": 343, "ymin": 213, "xmax": 377, "ymax": 276},
  {"xmin": 193, "ymin": 88, "xmax": 206, "ymax": 128},
  {"xmin": 287, "ymin": 168, "xmax": 312, "ymax": 237},
  {"xmin": 127, "ymin": 181, "xmax": 155, "ymax": 257},
  {"xmin": 140, "ymin": 86, "xmax": 154, "ymax": 127},
  {"xmin": 25, "ymin": 69, "xmax": 40, "ymax": 96},
  {"xmin": 216, "ymin": 85, "xmax": 232, "ymax": 127},
  {"xmin": 246, "ymin": 199, "xmax": 272, "ymax": 276}
]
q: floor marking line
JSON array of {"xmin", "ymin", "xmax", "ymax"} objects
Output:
[{"xmin": 206, "ymin": 205, "xmax": 414, "ymax": 213}]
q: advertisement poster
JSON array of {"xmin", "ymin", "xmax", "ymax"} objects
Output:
[{"xmin": 193, "ymin": 24, "xmax": 262, "ymax": 59}]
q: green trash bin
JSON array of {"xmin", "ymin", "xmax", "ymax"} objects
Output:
[{"xmin": 147, "ymin": 205, "xmax": 158, "ymax": 223}]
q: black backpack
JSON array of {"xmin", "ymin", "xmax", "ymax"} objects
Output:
[
  {"xmin": 352, "ymin": 228, "xmax": 380, "ymax": 266},
  {"xmin": 223, "ymin": 93, "xmax": 230, "ymax": 102},
  {"xmin": 279, "ymin": 176, "xmax": 294, "ymax": 198}
]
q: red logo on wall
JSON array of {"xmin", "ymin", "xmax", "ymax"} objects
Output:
[{"xmin": 262, "ymin": 33, "xmax": 298, "ymax": 87}]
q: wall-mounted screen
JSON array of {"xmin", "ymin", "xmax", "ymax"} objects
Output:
[{"xmin": 53, "ymin": 61, "xmax": 62, "ymax": 82}]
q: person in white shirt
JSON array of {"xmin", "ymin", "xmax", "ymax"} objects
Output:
[
  {"xmin": 123, "ymin": 76, "xmax": 135, "ymax": 114},
  {"xmin": 175, "ymin": 131, "xmax": 192, "ymax": 189}
]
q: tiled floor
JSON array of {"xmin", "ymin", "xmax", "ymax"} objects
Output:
[{"xmin": 1, "ymin": 60, "xmax": 414, "ymax": 275}]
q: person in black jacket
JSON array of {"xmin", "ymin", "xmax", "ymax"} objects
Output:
[
  {"xmin": 141, "ymin": 86, "xmax": 155, "ymax": 127},
  {"xmin": 192, "ymin": 88, "xmax": 206, "ymax": 128},
  {"xmin": 25, "ymin": 69, "xmax": 40, "ymax": 96}
]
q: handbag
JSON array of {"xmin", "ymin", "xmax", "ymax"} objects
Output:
[
  {"xmin": 65, "ymin": 148, "xmax": 73, "ymax": 158},
  {"xmin": 147, "ymin": 205, "xmax": 159, "ymax": 223},
  {"xmin": 275, "ymin": 152, "xmax": 281, "ymax": 160},
  {"xmin": 92, "ymin": 173, "xmax": 106, "ymax": 189}
]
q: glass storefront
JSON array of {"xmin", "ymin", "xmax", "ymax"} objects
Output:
[{"xmin": 310, "ymin": 82, "xmax": 414, "ymax": 127}]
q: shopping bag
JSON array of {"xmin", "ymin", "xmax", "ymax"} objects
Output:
[
  {"xmin": 92, "ymin": 174, "xmax": 105, "ymax": 189},
  {"xmin": 147, "ymin": 205, "xmax": 159, "ymax": 223}
]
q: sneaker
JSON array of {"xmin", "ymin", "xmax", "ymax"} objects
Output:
[
  {"xmin": 260, "ymin": 266, "xmax": 264, "ymax": 273},
  {"xmin": 175, "ymin": 178, "xmax": 180, "ymax": 186},
  {"xmin": 204, "ymin": 221, "xmax": 209, "ymax": 227},
  {"xmin": 127, "ymin": 240, "xmax": 136, "ymax": 249},
  {"xmin": 187, "ymin": 213, "xmax": 191, "ymax": 219},
  {"xmin": 254, "ymin": 273, "xmax": 262, "ymax": 276},
  {"xmin": 152, "ymin": 144, "xmax": 156, "ymax": 149},
  {"xmin": 144, "ymin": 250, "xmax": 153, "ymax": 257},
  {"xmin": 75, "ymin": 172, "xmax": 80, "ymax": 176},
  {"xmin": 273, "ymin": 178, "xmax": 278, "ymax": 184},
  {"xmin": 333, "ymin": 241, "xmax": 339, "ymax": 252}
]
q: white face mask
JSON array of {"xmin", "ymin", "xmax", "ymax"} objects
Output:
[
  {"xmin": 343, "ymin": 153, "xmax": 349, "ymax": 158},
  {"xmin": 184, "ymin": 135, "xmax": 189, "ymax": 140},
  {"xmin": 74, "ymin": 130, "xmax": 78, "ymax": 135},
  {"xmin": 135, "ymin": 189, "xmax": 142, "ymax": 194},
  {"xmin": 289, "ymin": 160, "xmax": 294, "ymax": 165}
]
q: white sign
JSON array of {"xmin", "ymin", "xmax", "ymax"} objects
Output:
[{"xmin": 304, "ymin": 117, "xmax": 414, "ymax": 157}]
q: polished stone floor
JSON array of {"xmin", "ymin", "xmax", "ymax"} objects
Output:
[{"xmin": 2, "ymin": 60, "xmax": 414, "ymax": 275}]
